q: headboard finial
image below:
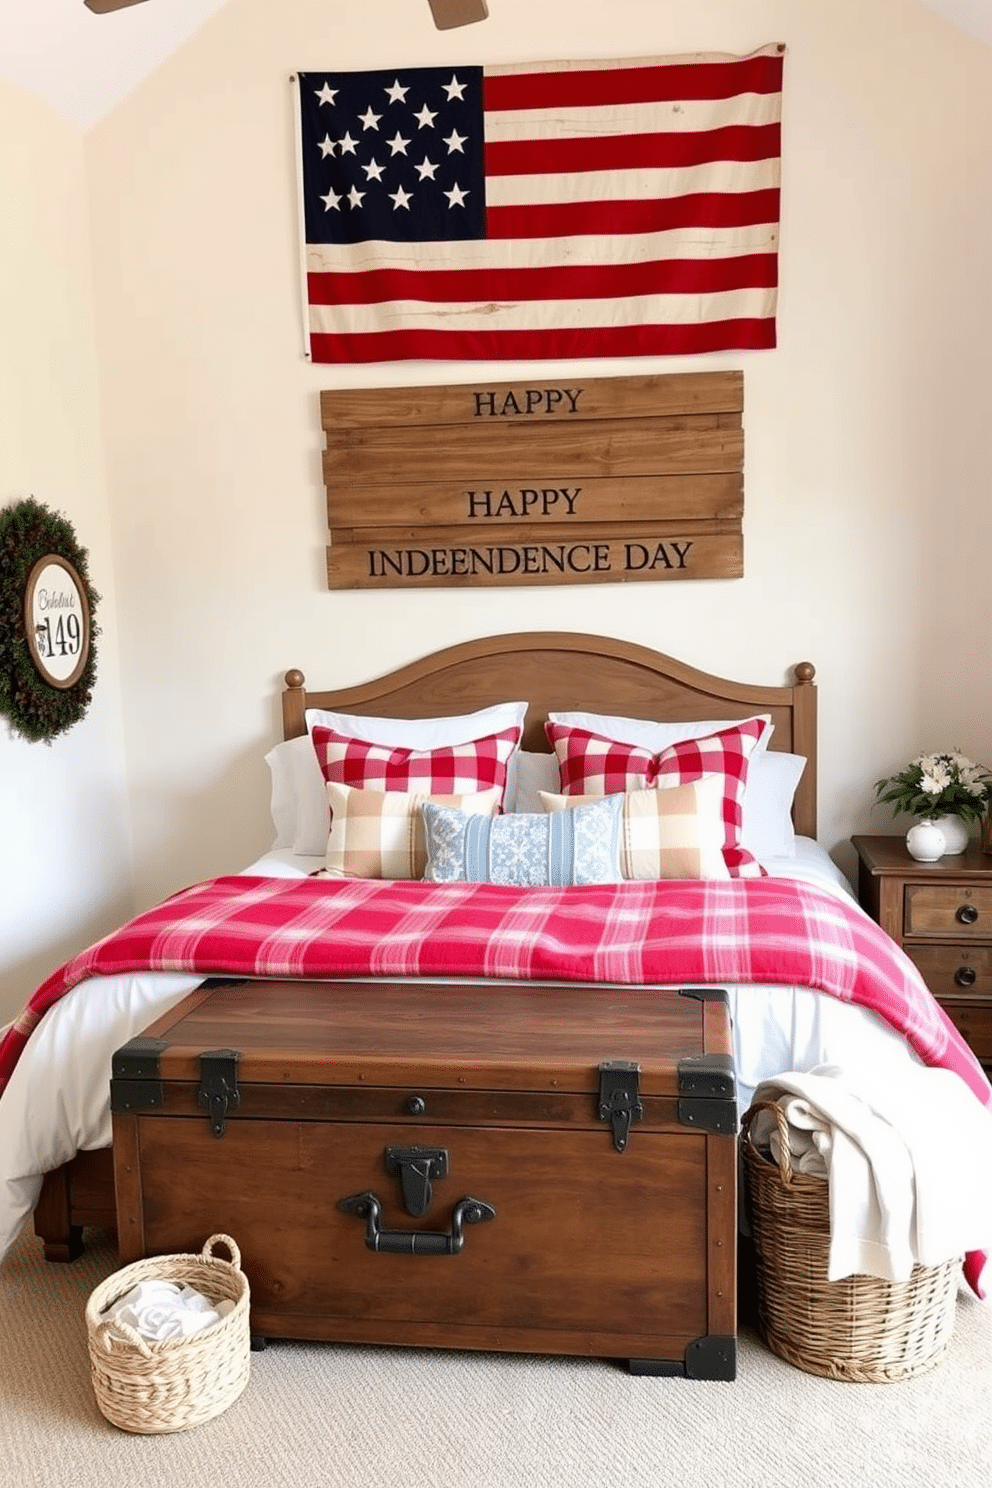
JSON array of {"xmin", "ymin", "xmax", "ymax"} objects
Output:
[
  {"xmin": 281, "ymin": 670, "xmax": 308, "ymax": 739},
  {"xmin": 794, "ymin": 662, "xmax": 815, "ymax": 684}
]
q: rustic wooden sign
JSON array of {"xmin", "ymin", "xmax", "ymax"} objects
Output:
[{"xmin": 321, "ymin": 371, "xmax": 744, "ymax": 590}]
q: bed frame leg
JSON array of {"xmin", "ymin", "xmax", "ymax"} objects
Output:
[{"xmin": 33, "ymin": 1168, "xmax": 85, "ymax": 1262}]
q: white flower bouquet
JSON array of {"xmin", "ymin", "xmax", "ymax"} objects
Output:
[{"xmin": 874, "ymin": 750, "xmax": 992, "ymax": 823}]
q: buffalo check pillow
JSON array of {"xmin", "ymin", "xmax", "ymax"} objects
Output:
[
  {"xmin": 322, "ymin": 783, "xmax": 501, "ymax": 880},
  {"xmin": 545, "ymin": 716, "xmax": 770, "ymax": 878},
  {"xmin": 311, "ymin": 724, "xmax": 522, "ymax": 808},
  {"xmin": 539, "ymin": 778, "xmax": 730, "ymax": 881}
]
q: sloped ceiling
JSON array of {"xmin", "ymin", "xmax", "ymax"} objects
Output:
[
  {"xmin": 0, "ymin": 0, "xmax": 989, "ymax": 130},
  {"xmin": 0, "ymin": 0, "xmax": 231, "ymax": 127}
]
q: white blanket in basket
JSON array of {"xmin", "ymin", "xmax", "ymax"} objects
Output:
[{"xmin": 750, "ymin": 1063, "xmax": 992, "ymax": 1283}]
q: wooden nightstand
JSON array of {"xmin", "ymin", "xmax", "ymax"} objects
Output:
[{"xmin": 852, "ymin": 834, "xmax": 992, "ymax": 1072}]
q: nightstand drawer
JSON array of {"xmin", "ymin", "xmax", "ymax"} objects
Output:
[
  {"xmin": 903, "ymin": 884, "xmax": 992, "ymax": 938},
  {"xmin": 854, "ymin": 836, "xmax": 992, "ymax": 1072},
  {"xmin": 904, "ymin": 944, "xmax": 992, "ymax": 1000},
  {"xmin": 933, "ymin": 1002, "xmax": 992, "ymax": 1061}
]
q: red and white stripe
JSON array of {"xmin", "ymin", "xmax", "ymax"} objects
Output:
[{"xmin": 306, "ymin": 45, "xmax": 784, "ymax": 363}]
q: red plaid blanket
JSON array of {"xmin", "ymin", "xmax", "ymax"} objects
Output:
[{"xmin": 3, "ymin": 873, "xmax": 990, "ymax": 1288}]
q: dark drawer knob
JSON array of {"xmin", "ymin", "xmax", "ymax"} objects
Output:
[
  {"xmin": 955, "ymin": 966, "xmax": 977, "ymax": 988},
  {"xmin": 956, "ymin": 904, "xmax": 979, "ymax": 925}
]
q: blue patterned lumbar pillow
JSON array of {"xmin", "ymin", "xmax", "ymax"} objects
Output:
[{"xmin": 421, "ymin": 794, "xmax": 624, "ymax": 887}]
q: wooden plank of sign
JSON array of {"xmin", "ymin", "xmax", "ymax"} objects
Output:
[
  {"xmin": 323, "ymin": 416, "xmax": 742, "ymax": 485},
  {"xmin": 326, "ymin": 472, "xmax": 743, "ymax": 531},
  {"xmin": 326, "ymin": 525, "xmax": 742, "ymax": 591},
  {"xmin": 332, "ymin": 518, "xmax": 739, "ymax": 547},
  {"xmin": 319, "ymin": 370, "xmax": 742, "ymax": 429}
]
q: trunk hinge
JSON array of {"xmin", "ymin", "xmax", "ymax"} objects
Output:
[
  {"xmin": 198, "ymin": 1049, "xmax": 241, "ymax": 1138},
  {"xmin": 597, "ymin": 1060, "xmax": 642, "ymax": 1152},
  {"xmin": 677, "ymin": 1053, "xmax": 737, "ymax": 1134}
]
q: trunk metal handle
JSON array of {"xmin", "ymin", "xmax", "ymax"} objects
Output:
[{"xmin": 339, "ymin": 1191, "xmax": 496, "ymax": 1254}]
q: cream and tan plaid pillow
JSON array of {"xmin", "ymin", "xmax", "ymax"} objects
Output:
[
  {"xmin": 323, "ymin": 782, "xmax": 501, "ymax": 879},
  {"xmin": 539, "ymin": 776, "xmax": 730, "ymax": 881}
]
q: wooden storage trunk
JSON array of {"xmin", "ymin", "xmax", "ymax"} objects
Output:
[{"xmin": 111, "ymin": 978, "xmax": 737, "ymax": 1378}]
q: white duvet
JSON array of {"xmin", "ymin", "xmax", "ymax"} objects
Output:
[{"xmin": 0, "ymin": 840, "xmax": 926, "ymax": 1262}]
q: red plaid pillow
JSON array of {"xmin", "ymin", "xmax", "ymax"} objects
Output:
[
  {"xmin": 545, "ymin": 717, "xmax": 770, "ymax": 877},
  {"xmin": 311, "ymin": 724, "xmax": 521, "ymax": 807}
]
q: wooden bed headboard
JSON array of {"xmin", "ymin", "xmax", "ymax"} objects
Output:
[{"xmin": 282, "ymin": 632, "xmax": 818, "ymax": 838}]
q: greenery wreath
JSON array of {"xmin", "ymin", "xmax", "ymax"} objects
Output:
[{"xmin": 0, "ymin": 498, "xmax": 100, "ymax": 743}]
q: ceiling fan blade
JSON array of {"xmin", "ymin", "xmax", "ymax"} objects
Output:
[
  {"xmin": 84, "ymin": 0, "xmax": 151, "ymax": 13},
  {"xmin": 427, "ymin": 0, "xmax": 489, "ymax": 28}
]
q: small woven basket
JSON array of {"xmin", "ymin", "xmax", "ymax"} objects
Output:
[
  {"xmin": 86, "ymin": 1233, "xmax": 251, "ymax": 1433},
  {"xmin": 741, "ymin": 1102, "xmax": 961, "ymax": 1383}
]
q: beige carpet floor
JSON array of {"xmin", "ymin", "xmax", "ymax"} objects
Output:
[{"xmin": 1, "ymin": 1225, "xmax": 990, "ymax": 1488}]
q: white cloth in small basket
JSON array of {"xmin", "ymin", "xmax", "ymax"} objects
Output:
[
  {"xmin": 86, "ymin": 1233, "xmax": 250, "ymax": 1434},
  {"xmin": 101, "ymin": 1277, "xmax": 235, "ymax": 1342}
]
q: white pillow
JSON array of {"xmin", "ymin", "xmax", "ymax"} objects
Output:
[
  {"xmin": 511, "ymin": 750, "xmax": 560, "ymax": 813},
  {"xmin": 264, "ymin": 741, "xmax": 299, "ymax": 849},
  {"xmin": 304, "ymin": 700, "xmax": 527, "ymax": 744},
  {"xmin": 740, "ymin": 752, "xmax": 806, "ymax": 860},
  {"xmin": 289, "ymin": 734, "xmax": 335, "ymax": 855},
  {"xmin": 279, "ymin": 702, "xmax": 527, "ymax": 856},
  {"xmin": 546, "ymin": 710, "xmax": 773, "ymax": 754}
]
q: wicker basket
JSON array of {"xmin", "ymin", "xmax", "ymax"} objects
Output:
[
  {"xmin": 86, "ymin": 1233, "xmax": 251, "ymax": 1433},
  {"xmin": 741, "ymin": 1102, "xmax": 961, "ymax": 1382}
]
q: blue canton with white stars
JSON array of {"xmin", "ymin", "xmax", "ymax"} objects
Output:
[{"xmin": 299, "ymin": 68, "xmax": 486, "ymax": 245}]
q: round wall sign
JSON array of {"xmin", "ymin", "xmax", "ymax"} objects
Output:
[
  {"xmin": 24, "ymin": 554, "xmax": 92, "ymax": 690},
  {"xmin": 0, "ymin": 497, "xmax": 100, "ymax": 743}
]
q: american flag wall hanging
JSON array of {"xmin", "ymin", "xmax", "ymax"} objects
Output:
[{"xmin": 294, "ymin": 45, "xmax": 784, "ymax": 364}]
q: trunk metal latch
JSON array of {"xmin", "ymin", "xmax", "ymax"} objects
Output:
[
  {"xmin": 597, "ymin": 1060, "xmax": 642, "ymax": 1151},
  {"xmin": 198, "ymin": 1049, "xmax": 241, "ymax": 1138},
  {"xmin": 385, "ymin": 1145, "xmax": 450, "ymax": 1216}
]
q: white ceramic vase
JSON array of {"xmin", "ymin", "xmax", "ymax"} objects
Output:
[
  {"xmin": 906, "ymin": 820, "xmax": 946, "ymax": 862},
  {"xmin": 930, "ymin": 813, "xmax": 970, "ymax": 854}
]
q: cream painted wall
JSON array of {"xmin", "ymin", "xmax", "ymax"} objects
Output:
[
  {"xmin": 4, "ymin": 0, "xmax": 991, "ymax": 1023},
  {"xmin": 85, "ymin": 0, "xmax": 992, "ymax": 909},
  {"xmin": 0, "ymin": 81, "xmax": 133, "ymax": 1025}
]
